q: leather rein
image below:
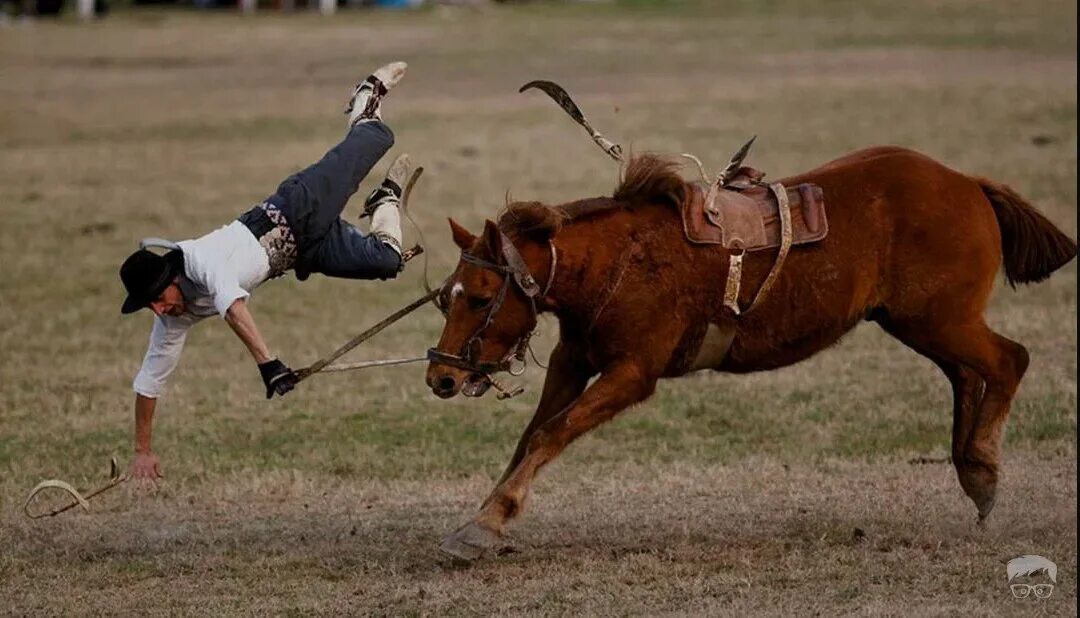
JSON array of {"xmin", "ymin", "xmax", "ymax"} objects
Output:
[{"xmin": 426, "ymin": 230, "xmax": 556, "ymax": 377}]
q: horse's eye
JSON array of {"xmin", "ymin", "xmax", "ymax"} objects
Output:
[{"xmin": 467, "ymin": 296, "xmax": 491, "ymax": 311}]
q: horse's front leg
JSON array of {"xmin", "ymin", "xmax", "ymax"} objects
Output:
[
  {"xmin": 495, "ymin": 340, "xmax": 596, "ymax": 487},
  {"xmin": 439, "ymin": 360, "xmax": 656, "ymax": 561}
]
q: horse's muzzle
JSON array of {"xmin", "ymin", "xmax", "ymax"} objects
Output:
[
  {"xmin": 426, "ymin": 347, "xmax": 501, "ymax": 399},
  {"xmin": 426, "ymin": 364, "xmax": 490, "ymax": 399},
  {"xmin": 426, "ymin": 367, "xmax": 461, "ymax": 399}
]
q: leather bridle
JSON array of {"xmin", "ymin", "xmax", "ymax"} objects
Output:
[{"xmin": 427, "ymin": 230, "xmax": 556, "ymax": 377}]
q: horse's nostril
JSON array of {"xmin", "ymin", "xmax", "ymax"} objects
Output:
[{"xmin": 438, "ymin": 376, "xmax": 457, "ymax": 392}]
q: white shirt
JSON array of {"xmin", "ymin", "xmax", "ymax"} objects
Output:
[{"xmin": 133, "ymin": 221, "xmax": 270, "ymax": 398}]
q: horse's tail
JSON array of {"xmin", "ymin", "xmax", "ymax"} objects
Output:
[{"xmin": 975, "ymin": 177, "xmax": 1076, "ymax": 286}]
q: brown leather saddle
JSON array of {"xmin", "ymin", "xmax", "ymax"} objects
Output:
[{"xmin": 681, "ymin": 167, "xmax": 828, "ymax": 251}]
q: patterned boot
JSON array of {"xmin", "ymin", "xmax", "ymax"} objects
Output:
[
  {"xmin": 363, "ymin": 154, "xmax": 410, "ymax": 257},
  {"xmin": 361, "ymin": 153, "xmax": 411, "ymax": 219},
  {"xmin": 344, "ymin": 61, "xmax": 408, "ymax": 127}
]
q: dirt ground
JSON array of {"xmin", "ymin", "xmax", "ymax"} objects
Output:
[
  {"xmin": 0, "ymin": 1, "xmax": 1076, "ymax": 615},
  {"xmin": 4, "ymin": 454, "xmax": 1076, "ymax": 614}
]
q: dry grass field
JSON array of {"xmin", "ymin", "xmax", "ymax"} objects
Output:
[{"xmin": 0, "ymin": 1, "xmax": 1076, "ymax": 615}]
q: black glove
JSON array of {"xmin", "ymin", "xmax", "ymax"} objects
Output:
[{"xmin": 258, "ymin": 359, "xmax": 298, "ymax": 400}]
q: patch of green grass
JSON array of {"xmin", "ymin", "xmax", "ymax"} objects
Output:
[
  {"xmin": 826, "ymin": 417, "xmax": 949, "ymax": 459},
  {"xmin": 1010, "ymin": 393, "xmax": 1079, "ymax": 443},
  {"xmin": 0, "ymin": 436, "xmax": 13, "ymax": 471}
]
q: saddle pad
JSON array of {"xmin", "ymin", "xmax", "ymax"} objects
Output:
[{"xmin": 681, "ymin": 180, "xmax": 828, "ymax": 251}]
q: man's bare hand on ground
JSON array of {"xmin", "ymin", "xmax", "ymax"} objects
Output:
[{"xmin": 129, "ymin": 451, "xmax": 163, "ymax": 486}]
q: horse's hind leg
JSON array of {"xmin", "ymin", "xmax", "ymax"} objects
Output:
[
  {"xmin": 879, "ymin": 322, "xmax": 986, "ymax": 471},
  {"xmin": 882, "ymin": 319, "xmax": 1029, "ymax": 520}
]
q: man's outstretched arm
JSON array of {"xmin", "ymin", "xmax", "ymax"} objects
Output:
[
  {"xmin": 131, "ymin": 393, "xmax": 163, "ymax": 481},
  {"xmin": 129, "ymin": 314, "xmax": 194, "ymax": 482},
  {"xmin": 224, "ymin": 297, "xmax": 297, "ymax": 398}
]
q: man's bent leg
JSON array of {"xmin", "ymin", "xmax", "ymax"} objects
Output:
[
  {"xmin": 269, "ymin": 121, "xmax": 395, "ymax": 241},
  {"xmin": 308, "ymin": 218, "xmax": 402, "ymax": 280}
]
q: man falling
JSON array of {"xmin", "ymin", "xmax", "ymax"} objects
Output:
[{"xmin": 117, "ymin": 62, "xmax": 410, "ymax": 482}]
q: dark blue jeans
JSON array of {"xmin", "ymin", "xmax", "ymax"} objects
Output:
[{"xmin": 266, "ymin": 121, "xmax": 402, "ymax": 281}]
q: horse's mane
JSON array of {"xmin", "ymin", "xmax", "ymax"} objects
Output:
[
  {"xmin": 497, "ymin": 200, "xmax": 570, "ymax": 241},
  {"xmin": 612, "ymin": 153, "xmax": 688, "ymax": 210},
  {"xmin": 497, "ymin": 154, "xmax": 687, "ymax": 241}
]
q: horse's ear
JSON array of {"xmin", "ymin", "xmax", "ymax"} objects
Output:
[
  {"xmin": 449, "ymin": 218, "xmax": 476, "ymax": 250},
  {"xmin": 481, "ymin": 219, "xmax": 502, "ymax": 256}
]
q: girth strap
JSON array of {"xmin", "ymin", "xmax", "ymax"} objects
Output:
[{"xmin": 723, "ymin": 182, "xmax": 793, "ymax": 315}]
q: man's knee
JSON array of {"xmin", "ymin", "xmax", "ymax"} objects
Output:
[
  {"xmin": 309, "ymin": 228, "xmax": 403, "ymax": 281},
  {"xmin": 373, "ymin": 243, "xmax": 403, "ymax": 280},
  {"xmin": 332, "ymin": 243, "xmax": 400, "ymax": 280}
]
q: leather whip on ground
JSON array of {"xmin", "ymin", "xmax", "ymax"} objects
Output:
[{"xmin": 24, "ymin": 458, "xmax": 129, "ymax": 520}]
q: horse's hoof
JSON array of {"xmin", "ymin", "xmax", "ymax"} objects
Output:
[
  {"xmin": 976, "ymin": 495, "xmax": 996, "ymax": 526},
  {"xmin": 438, "ymin": 521, "xmax": 508, "ymax": 562},
  {"xmin": 957, "ymin": 463, "xmax": 997, "ymax": 520},
  {"xmin": 968, "ymin": 484, "xmax": 997, "ymax": 521}
]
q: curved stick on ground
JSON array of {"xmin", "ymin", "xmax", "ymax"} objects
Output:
[
  {"xmin": 24, "ymin": 458, "xmax": 128, "ymax": 520},
  {"xmin": 519, "ymin": 80, "xmax": 625, "ymax": 163}
]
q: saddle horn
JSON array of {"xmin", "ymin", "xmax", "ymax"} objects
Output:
[{"xmin": 716, "ymin": 135, "xmax": 757, "ymax": 186}]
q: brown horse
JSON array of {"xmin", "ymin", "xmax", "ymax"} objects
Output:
[{"xmin": 425, "ymin": 146, "xmax": 1076, "ymax": 561}]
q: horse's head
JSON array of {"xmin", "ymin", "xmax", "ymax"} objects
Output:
[{"xmin": 426, "ymin": 217, "xmax": 551, "ymax": 399}]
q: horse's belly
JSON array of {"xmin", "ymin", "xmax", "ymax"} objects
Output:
[{"xmin": 718, "ymin": 317, "xmax": 863, "ymax": 373}]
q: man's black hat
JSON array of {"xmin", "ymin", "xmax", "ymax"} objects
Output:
[{"xmin": 120, "ymin": 249, "xmax": 182, "ymax": 314}]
